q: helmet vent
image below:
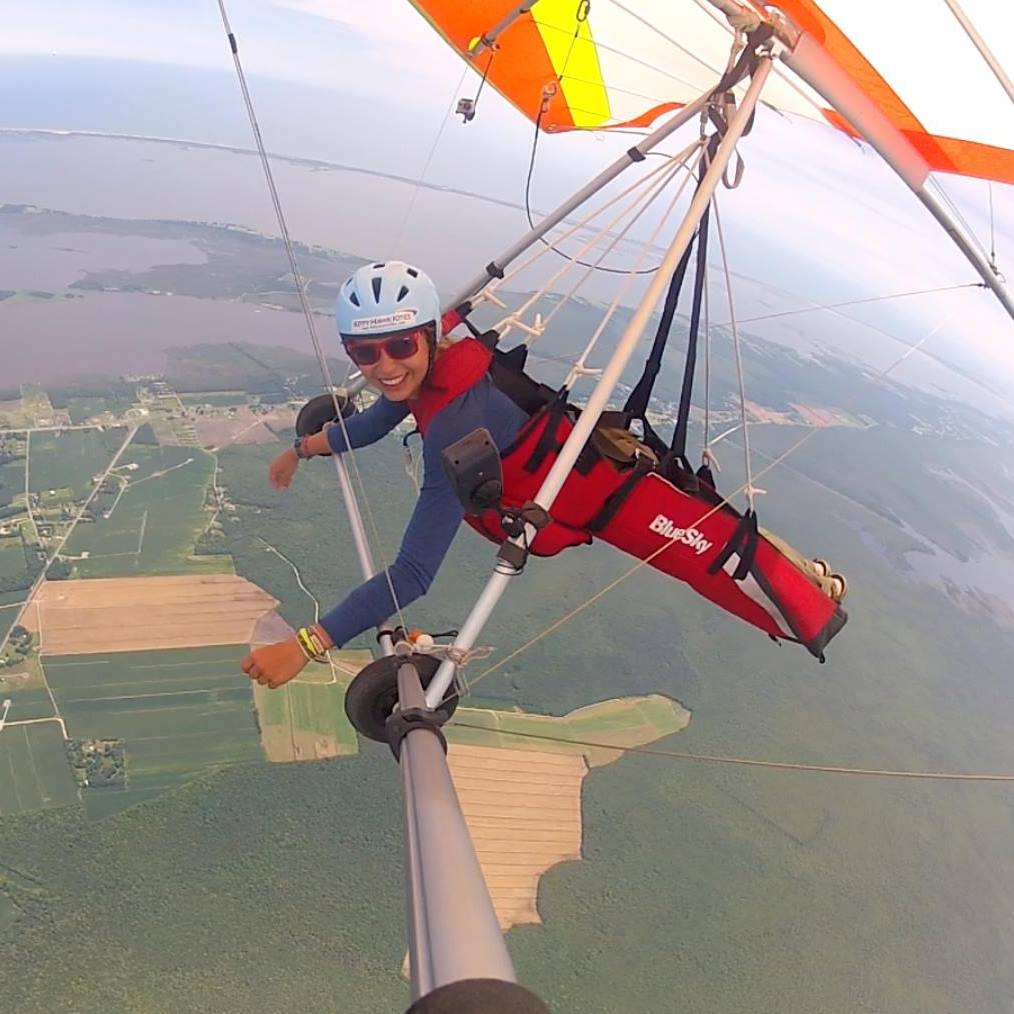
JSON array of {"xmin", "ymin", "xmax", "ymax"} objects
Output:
[
  {"xmin": 396, "ymin": 285, "xmax": 409, "ymax": 302},
  {"xmin": 371, "ymin": 277, "xmax": 383, "ymax": 302},
  {"xmin": 406, "ymin": 267, "xmax": 418, "ymax": 278},
  {"xmin": 374, "ymin": 262, "xmax": 385, "ymax": 269},
  {"xmin": 349, "ymin": 291, "xmax": 360, "ymax": 307}
]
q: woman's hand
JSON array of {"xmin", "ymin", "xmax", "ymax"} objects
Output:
[
  {"xmin": 269, "ymin": 447, "xmax": 300, "ymax": 490},
  {"xmin": 241, "ymin": 638, "xmax": 309, "ymax": 689}
]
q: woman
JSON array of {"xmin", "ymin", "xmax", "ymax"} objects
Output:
[{"xmin": 241, "ymin": 261, "xmax": 528, "ymax": 690}]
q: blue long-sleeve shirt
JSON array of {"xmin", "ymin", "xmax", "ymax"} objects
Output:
[{"xmin": 319, "ymin": 380, "xmax": 529, "ymax": 647}]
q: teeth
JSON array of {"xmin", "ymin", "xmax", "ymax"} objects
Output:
[{"xmin": 380, "ymin": 374, "xmax": 407, "ymax": 387}]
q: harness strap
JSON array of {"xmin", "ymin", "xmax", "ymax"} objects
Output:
[
  {"xmin": 586, "ymin": 454, "xmax": 655, "ymax": 533},
  {"xmin": 523, "ymin": 394, "xmax": 569, "ymax": 473},
  {"xmin": 707, "ymin": 508, "xmax": 759, "ymax": 581},
  {"xmin": 671, "ymin": 162, "xmax": 711, "ymax": 460}
]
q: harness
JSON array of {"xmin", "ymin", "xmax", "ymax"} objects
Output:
[{"xmin": 408, "ymin": 331, "xmax": 846, "ymax": 660}]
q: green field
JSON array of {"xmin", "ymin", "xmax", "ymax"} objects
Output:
[
  {"xmin": 0, "ymin": 602, "xmax": 24, "ymax": 642},
  {"xmin": 0, "ymin": 538, "xmax": 30, "ymax": 594},
  {"xmin": 63, "ymin": 444, "xmax": 232, "ymax": 578},
  {"xmin": 0, "ymin": 721, "xmax": 77, "ymax": 816},
  {"xmin": 180, "ymin": 391, "xmax": 247, "ymax": 407},
  {"xmin": 448, "ymin": 694, "xmax": 690, "ymax": 767},
  {"xmin": 0, "ymin": 453, "xmax": 26, "ymax": 509},
  {"xmin": 44, "ymin": 646, "xmax": 263, "ymax": 818},
  {"xmin": 253, "ymin": 657, "xmax": 362, "ymax": 762},
  {"xmin": 26, "ymin": 427, "xmax": 127, "ymax": 497},
  {"xmin": 65, "ymin": 397, "xmax": 111, "ymax": 424},
  {"xmin": 0, "ymin": 682, "xmax": 55, "ymax": 723}
]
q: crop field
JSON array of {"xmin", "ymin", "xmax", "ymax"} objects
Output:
[
  {"xmin": 0, "ymin": 720, "xmax": 77, "ymax": 816},
  {"xmin": 44, "ymin": 646, "xmax": 262, "ymax": 818},
  {"xmin": 180, "ymin": 391, "xmax": 246, "ymax": 407},
  {"xmin": 193, "ymin": 408, "xmax": 280, "ymax": 450},
  {"xmin": 26, "ymin": 428, "xmax": 127, "ymax": 497},
  {"xmin": 447, "ymin": 743, "xmax": 586, "ymax": 930},
  {"xmin": 0, "ymin": 397, "xmax": 32, "ymax": 429},
  {"xmin": 0, "ymin": 454, "xmax": 26, "ymax": 509},
  {"xmin": 24, "ymin": 574, "xmax": 277, "ymax": 654},
  {"xmin": 0, "ymin": 601, "xmax": 24, "ymax": 641},
  {"xmin": 65, "ymin": 397, "xmax": 111, "ymax": 424},
  {"xmin": 0, "ymin": 669, "xmax": 56, "ymax": 721},
  {"xmin": 252, "ymin": 652, "xmax": 368, "ymax": 762},
  {"xmin": 62, "ymin": 445, "xmax": 232, "ymax": 577},
  {"xmin": 447, "ymin": 693, "xmax": 691, "ymax": 766},
  {"xmin": 0, "ymin": 538, "xmax": 30, "ymax": 594}
]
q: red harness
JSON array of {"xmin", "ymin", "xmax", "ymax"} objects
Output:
[
  {"xmin": 407, "ymin": 337, "xmax": 492, "ymax": 436},
  {"xmin": 407, "ymin": 338, "xmax": 846, "ymax": 659}
]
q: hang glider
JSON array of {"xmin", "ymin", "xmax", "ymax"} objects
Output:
[
  {"xmin": 411, "ymin": 0, "xmax": 1014, "ymax": 316},
  {"xmin": 217, "ymin": 2, "xmax": 1014, "ymax": 1011}
]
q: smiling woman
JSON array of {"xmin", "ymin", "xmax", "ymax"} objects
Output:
[{"xmin": 243, "ymin": 259, "xmax": 530, "ymax": 689}]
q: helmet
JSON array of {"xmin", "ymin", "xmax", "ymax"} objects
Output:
[{"xmin": 336, "ymin": 261, "xmax": 441, "ymax": 341}]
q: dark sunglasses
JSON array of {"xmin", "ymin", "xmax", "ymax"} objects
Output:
[{"xmin": 343, "ymin": 330, "xmax": 426, "ymax": 367}]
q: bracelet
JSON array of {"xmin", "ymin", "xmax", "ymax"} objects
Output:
[{"xmin": 296, "ymin": 626, "xmax": 330, "ymax": 662}]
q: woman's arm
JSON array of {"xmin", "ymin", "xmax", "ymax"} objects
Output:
[
  {"xmin": 316, "ymin": 396, "xmax": 409, "ymax": 454},
  {"xmin": 317, "ymin": 431, "xmax": 465, "ymax": 646},
  {"xmin": 271, "ymin": 396, "xmax": 409, "ymax": 488}
]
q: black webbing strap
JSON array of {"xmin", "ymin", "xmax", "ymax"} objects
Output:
[
  {"xmin": 523, "ymin": 393, "xmax": 569, "ymax": 473},
  {"xmin": 622, "ymin": 235, "xmax": 697, "ymax": 424},
  {"xmin": 707, "ymin": 509, "xmax": 759, "ymax": 581},
  {"xmin": 586, "ymin": 453, "xmax": 655, "ymax": 533},
  {"xmin": 671, "ymin": 167, "xmax": 711, "ymax": 460}
]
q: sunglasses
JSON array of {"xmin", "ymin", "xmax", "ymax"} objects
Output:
[{"xmin": 343, "ymin": 329, "xmax": 427, "ymax": 367}]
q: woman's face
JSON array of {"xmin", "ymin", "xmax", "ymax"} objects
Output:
[{"xmin": 345, "ymin": 328, "xmax": 432, "ymax": 402}]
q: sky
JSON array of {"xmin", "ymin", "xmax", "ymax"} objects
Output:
[{"xmin": 3, "ymin": 0, "xmax": 1014, "ymax": 392}]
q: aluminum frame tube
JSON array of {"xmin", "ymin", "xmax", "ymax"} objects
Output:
[
  {"xmin": 424, "ymin": 58, "xmax": 775, "ymax": 711},
  {"xmin": 445, "ymin": 90, "xmax": 714, "ymax": 310},
  {"xmin": 397, "ymin": 662, "xmax": 518, "ymax": 999},
  {"xmin": 942, "ymin": 0, "xmax": 1014, "ymax": 107},
  {"xmin": 336, "ymin": 90, "xmax": 715, "ymax": 401},
  {"xmin": 331, "ymin": 453, "xmax": 394, "ymax": 657},
  {"xmin": 780, "ymin": 31, "xmax": 1014, "ymax": 322}
]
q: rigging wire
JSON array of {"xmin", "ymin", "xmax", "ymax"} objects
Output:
[
  {"xmin": 457, "ymin": 295, "xmax": 969, "ymax": 700},
  {"xmin": 214, "ymin": 0, "xmax": 409, "ymax": 633},
  {"xmin": 701, "ymin": 244, "xmax": 713, "ymax": 464},
  {"xmin": 507, "ymin": 141, "xmax": 704, "ymax": 358},
  {"xmin": 392, "ymin": 63, "xmax": 469, "ymax": 251},
  {"xmin": 446, "ymin": 721, "xmax": 1014, "ymax": 783},
  {"xmin": 730, "ymin": 281, "xmax": 983, "ymax": 326},
  {"xmin": 490, "ymin": 149, "xmax": 691, "ymax": 301},
  {"xmin": 524, "ymin": 106, "xmax": 674, "ymax": 276},
  {"xmin": 711, "ymin": 189, "xmax": 757, "ymax": 509},
  {"xmin": 987, "ymin": 180, "xmax": 999, "ymax": 273}
]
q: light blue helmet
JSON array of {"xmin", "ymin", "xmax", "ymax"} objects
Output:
[{"xmin": 336, "ymin": 261, "xmax": 441, "ymax": 341}]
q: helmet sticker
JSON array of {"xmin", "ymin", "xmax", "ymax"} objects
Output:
[{"xmin": 350, "ymin": 309, "xmax": 418, "ymax": 332}]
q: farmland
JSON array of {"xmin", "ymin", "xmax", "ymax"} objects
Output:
[
  {"xmin": 26, "ymin": 427, "xmax": 126, "ymax": 498},
  {"xmin": 62, "ymin": 444, "xmax": 232, "ymax": 578},
  {"xmin": 44, "ymin": 646, "xmax": 262, "ymax": 818},
  {"xmin": 252, "ymin": 651, "xmax": 368, "ymax": 762},
  {"xmin": 23, "ymin": 574, "xmax": 278, "ymax": 654},
  {"xmin": 0, "ymin": 721, "xmax": 77, "ymax": 816},
  {"xmin": 0, "ymin": 601, "xmax": 25, "ymax": 642},
  {"xmin": 447, "ymin": 694, "xmax": 690, "ymax": 767},
  {"xmin": 64, "ymin": 397, "xmax": 112, "ymax": 424},
  {"xmin": 0, "ymin": 450, "xmax": 26, "ymax": 510},
  {"xmin": 0, "ymin": 537, "xmax": 31, "ymax": 595}
]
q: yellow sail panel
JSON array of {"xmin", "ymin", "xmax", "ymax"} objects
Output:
[{"xmin": 534, "ymin": 0, "xmax": 609, "ymax": 128}]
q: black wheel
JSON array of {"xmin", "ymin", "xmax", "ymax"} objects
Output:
[
  {"xmin": 295, "ymin": 392, "xmax": 356, "ymax": 437},
  {"xmin": 344, "ymin": 654, "xmax": 459, "ymax": 743}
]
